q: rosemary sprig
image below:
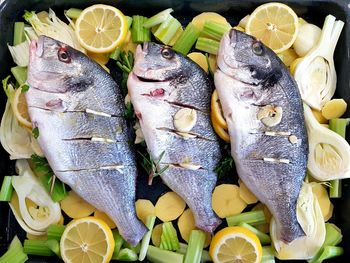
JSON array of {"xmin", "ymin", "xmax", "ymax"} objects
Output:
[
  {"xmin": 215, "ymin": 155, "xmax": 234, "ymax": 179},
  {"xmin": 117, "ymin": 51, "xmax": 134, "ymax": 97},
  {"xmin": 138, "ymin": 150, "xmax": 169, "ymax": 185}
]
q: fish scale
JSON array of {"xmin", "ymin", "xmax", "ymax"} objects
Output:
[
  {"xmin": 26, "ymin": 36, "xmax": 147, "ymax": 246},
  {"xmin": 215, "ymin": 29, "xmax": 308, "ymax": 243}
]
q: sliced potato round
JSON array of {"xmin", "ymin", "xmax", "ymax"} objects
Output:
[
  {"xmin": 191, "ymin": 12, "xmax": 230, "ymax": 31},
  {"xmin": 60, "ymin": 191, "xmax": 96, "ymax": 219},
  {"xmin": 152, "ymin": 224, "xmax": 163, "ymax": 247},
  {"xmin": 135, "ymin": 199, "xmax": 156, "ymax": 224},
  {"xmin": 252, "ymin": 203, "xmax": 272, "ymax": 233},
  {"xmin": 238, "ymin": 180, "xmax": 258, "ymax": 204},
  {"xmin": 155, "ymin": 192, "xmax": 186, "ymax": 222},
  {"xmin": 212, "ymin": 184, "xmax": 247, "ymax": 218},
  {"xmin": 321, "ymin": 99, "xmax": 347, "ymax": 120},
  {"xmin": 312, "ymin": 109, "xmax": 328, "ymax": 124},
  {"xmin": 94, "ymin": 210, "xmax": 117, "ymax": 229},
  {"xmin": 178, "ymin": 208, "xmax": 211, "ymax": 247}
]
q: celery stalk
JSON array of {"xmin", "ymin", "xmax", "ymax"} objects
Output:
[
  {"xmin": 308, "ymin": 246, "xmax": 343, "ymax": 263},
  {"xmin": 40, "ymin": 174, "xmax": 67, "ymax": 202},
  {"xmin": 139, "ymin": 215, "xmax": 156, "ymax": 261},
  {"xmin": 184, "ymin": 230, "xmax": 206, "ymax": 263},
  {"xmin": 202, "ymin": 21, "xmax": 231, "ymax": 41},
  {"xmin": 323, "ymin": 223, "xmax": 342, "ymax": 246},
  {"xmin": 23, "ymin": 239, "xmax": 55, "ymax": 256},
  {"xmin": 239, "ymin": 222, "xmax": 271, "ymax": 245},
  {"xmin": 226, "ymin": 210, "xmax": 266, "ymax": 226},
  {"xmin": 65, "ymin": 8, "xmax": 82, "ymax": 20},
  {"xmin": 147, "ymin": 245, "xmax": 184, "ymax": 263},
  {"xmin": 143, "ymin": 8, "xmax": 174, "ymax": 28},
  {"xmin": 0, "ymin": 176, "xmax": 13, "ymax": 201},
  {"xmin": 0, "ymin": 236, "xmax": 28, "ymax": 263},
  {"xmin": 13, "ymin": 22, "xmax": 26, "ymax": 45},
  {"xmin": 160, "ymin": 222, "xmax": 179, "ymax": 251},
  {"xmin": 123, "ymin": 242, "xmax": 141, "ymax": 254},
  {"xmin": 109, "ymin": 47, "xmax": 121, "ymax": 60},
  {"xmin": 328, "ymin": 118, "xmax": 349, "ymax": 198},
  {"xmin": 173, "ymin": 22, "xmax": 201, "ymax": 55},
  {"xmin": 47, "ymin": 224, "xmax": 66, "ymax": 240},
  {"xmin": 262, "ymin": 246, "xmax": 275, "ymax": 262},
  {"xmin": 131, "ymin": 16, "xmax": 151, "ymax": 43},
  {"xmin": 126, "ymin": 16, "xmax": 133, "ymax": 30},
  {"xmin": 10, "ymin": 66, "xmax": 27, "ymax": 85},
  {"xmin": 154, "ymin": 16, "xmax": 182, "ymax": 45},
  {"xmin": 114, "ymin": 248, "xmax": 138, "ymax": 261},
  {"xmin": 195, "ymin": 37, "xmax": 220, "ymax": 55},
  {"xmin": 177, "ymin": 243, "xmax": 211, "ymax": 262},
  {"xmin": 112, "ymin": 230, "xmax": 124, "ymax": 258},
  {"xmin": 45, "ymin": 239, "xmax": 60, "ymax": 257}
]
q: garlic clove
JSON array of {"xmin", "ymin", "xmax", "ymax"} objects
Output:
[
  {"xmin": 257, "ymin": 105, "xmax": 283, "ymax": 127},
  {"xmin": 174, "ymin": 108, "xmax": 197, "ymax": 132}
]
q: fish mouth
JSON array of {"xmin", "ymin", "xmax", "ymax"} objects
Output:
[{"xmin": 30, "ymin": 36, "xmax": 45, "ymax": 58}]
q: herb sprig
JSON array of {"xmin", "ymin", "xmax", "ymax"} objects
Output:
[{"xmin": 138, "ymin": 151, "xmax": 169, "ymax": 185}]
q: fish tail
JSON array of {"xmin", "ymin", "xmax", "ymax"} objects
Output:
[
  {"xmin": 193, "ymin": 210, "xmax": 222, "ymax": 233},
  {"xmin": 114, "ymin": 215, "xmax": 148, "ymax": 246},
  {"xmin": 279, "ymin": 219, "xmax": 305, "ymax": 244}
]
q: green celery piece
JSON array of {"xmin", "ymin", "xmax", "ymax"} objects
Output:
[
  {"xmin": 131, "ymin": 16, "xmax": 151, "ymax": 44},
  {"xmin": 226, "ymin": 210, "xmax": 266, "ymax": 226},
  {"xmin": 45, "ymin": 239, "xmax": 60, "ymax": 257},
  {"xmin": 308, "ymin": 246, "xmax": 343, "ymax": 263},
  {"xmin": 0, "ymin": 236, "xmax": 28, "ymax": 263},
  {"xmin": 239, "ymin": 222, "xmax": 271, "ymax": 245},
  {"xmin": 184, "ymin": 230, "xmax": 206, "ymax": 263},
  {"xmin": 0, "ymin": 176, "xmax": 14, "ymax": 201},
  {"xmin": 47, "ymin": 224, "xmax": 66, "ymax": 240},
  {"xmin": 13, "ymin": 22, "xmax": 26, "ymax": 45},
  {"xmin": 201, "ymin": 20, "xmax": 231, "ymax": 41},
  {"xmin": 262, "ymin": 246, "xmax": 275, "ymax": 262},
  {"xmin": 126, "ymin": 16, "xmax": 133, "ymax": 30},
  {"xmin": 11, "ymin": 66, "xmax": 27, "ymax": 85},
  {"xmin": 323, "ymin": 223, "xmax": 342, "ymax": 246},
  {"xmin": 160, "ymin": 222, "xmax": 179, "ymax": 251},
  {"xmin": 173, "ymin": 22, "xmax": 201, "ymax": 55},
  {"xmin": 112, "ymin": 230, "xmax": 124, "ymax": 258},
  {"xmin": 123, "ymin": 242, "xmax": 141, "ymax": 254},
  {"xmin": 147, "ymin": 245, "xmax": 184, "ymax": 263},
  {"xmin": 153, "ymin": 16, "xmax": 181, "ymax": 45},
  {"xmin": 195, "ymin": 37, "xmax": 220, "ymax": 55},
  {"xmin": 176, "ymin": 243, "xmax": 211, "ymax": 262},
  {"xmin": 40, "ymin": 174, "xmax": 67, "ymax": 202},
  {"xmin": 65, "ymin": 8, "xmax": 82, "ymax": 20},
  {"xmin": 23, "ymin": 239, "xmax": 55, "ymax": 256},
  {"xmin": 143, "ymin": 8, "xmax": 173, "ymax": 28},
  {"xmin": 115, "ymin": 248, "xmax": 138, "ymax": 261},
  {"xmin": 139, "ymin": 215, "xmax": 156, "ymax": 261}
]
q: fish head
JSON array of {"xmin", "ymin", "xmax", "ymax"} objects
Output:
[
  {"xmin": 28, "ymin": 36, "xmax": 90, "ymax": 93},
  {"xmin": 217, "ymin": 29, "xmax": 282, "ymax": 88},
  {"xmin": 133, "ymin": 42, "xmax": 183, "ymax": 81}
]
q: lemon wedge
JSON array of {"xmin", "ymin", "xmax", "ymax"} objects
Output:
[
  {"xmin": 75, "ymin": 4, "xmax": 128, "ymax": 53},
  {"xmin": 209, "ymin": 226, "xmax": 262, "ymax": 263},
  {"xmin": 60, "ymin": 217, "xmax": 115, "ymax": 263},
  {"xmin": 246, "ymin": 2, "xmax": 299, "ymax": 53},
  {"xmin": 12, "ymin": 86, "xmax": 32, "ymax": 129}
]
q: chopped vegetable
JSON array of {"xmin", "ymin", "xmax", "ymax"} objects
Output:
[
  {"xmin": 113, "ymin": 248, "xmax": 138, "ymax": 261},
  {"xmin": 308, "ymin": 246, "xmax": 343, "ymax": 263},
  {"xmin": 173, "ymin": 22, "xmax": 201, "ymax": 55},
  {"xmin": 321, "ymin": 99, "xmax": 347, "ymax": 120},
  {"xmin": 212, "ymin": 184, "xmax": 247, "ymax": 218},
  {"xmin": 0, "ymin": 236, "xmax": 28, "ymax": 263},
  {"xmin": 176, "ymin": 243, "xmax": 211, "ymax": 262},
  {"xmin": 277, "ymin": 48, "xmax": 299, "ymax": 67},
  {"xmin": 112, "ymin": 230, "xmax": 124, "ymax": 258},
  {"xmin": 139, "ymin": 215, "xmax": 156, "ymax": 261},
  {"xmin": 251, "ymin": 203, "xmax": 272, "ymax": 234},
  {"xmin": 201, "ymin": 20, "xmax": 231, "ymax": 41},
  {"xmin": 312, "ymin": 109, "xmax": 328, "ymax": 124},
  {"xmin": 155, "ymin": 191, "xmax": 186, "ymax": 222},
  {"xmin": 60, "ymin": 190, "xmax": 96, "ymax": 218},
  {"xmin": 304, "ymin": 104, "xmax": 350, "ymax": 181},
  {"xmin": 294, "ymin": 15, "xmax": 344, "ymax": 110},
  {"xmin": 143, "ymin": 8, "xmax": 174, "ymax": 28},
  {"xmin": 94, "ymin": 210, "xmax": 117, "ymax": 229},
  {"xmin": 23, "ymin": 239, "xmax": 55, "ymax": 256},
  {"xmin": 152, "ymin": 224, "xmax": 163, "ymax": 247},
  {"xmin": 13, "ymin": 22, "xmax": 26, "ymax": 45},
  {"xmin": 160, "ymin": 222, "xmax": 180, "ymax": 251},
  {"xmin": 195, "ymin": 37, "xmax": 220, "ymax": 55},
  {"xmin": 132, "ymin": 15, "xmax": 151, "ymax": 43},
  {"xmin": 226, "ymin": 210, "xmax": 266, "ymax": 227},
  {"xmin": 238, "ymin": 180, "xmax": 258, "ymax": 204},
  {"xmin": 135, "ymin": 199, "xmax": 155, "ymax": 224},
  {"xmin": 0, "ymin": 176, "xmax": 14, "ymax": 201},
  {"xmin": 8, "ymin": 41, "xmax": 30, "ymax": 67},
  {"xmin": 147, "ymin": 245, "xmax": 184, "ymax": 263},
  {"xmin": 187, "ymin": 52, "xmax": 209, "ymax": 72},
  {"xmin": 168, "ymin": 27, "xmax": 184, "ymax": 46},
  {"xmin": 238, "ymin": 222, "xmax": 271, "ymax": 245},
  {"xmin": 293, "ymin": 23, "xmax": 321, "ymax": 57},
  {"xmin": 64, "ymin": 8, "xmax": 82, "ymax": 20},
  {"xmin": 191, "ymin": 12, "xmax": 230, "ymax": 31},
  {"xmin": 47, "ymin": 224, "xmax": 66, "ymax": 240},
  {"xmin": 310, "ymin": 183, "xmax": 333, "ymax": 221},
  {"xmin": 262, "ymin": 246, "xmax": 275, "ymax": 262},
  {"xmin": 11, "ymin": 66, "xmax": 27, "ymax": 85},
  {"xmin": 183, "ymin": 230, "xmax": 206, "ymax": 263},
  {"xmin": 153, "ymin": 16, "xmax": 181, "ymax": 45}
]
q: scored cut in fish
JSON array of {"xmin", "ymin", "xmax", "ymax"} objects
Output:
[
  {"xmin": 26, "ymin": 36, "xmax": 147, "ymax": 246},
  {"xmin": 128, "ymin": 42, "xmax": 222, "ymax": 233},
  {"xmin": 214, "ymin": 29, "xmax": 308, "ymax": 243}
]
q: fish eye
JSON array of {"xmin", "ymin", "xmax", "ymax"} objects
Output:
[
  {"xmin": 58, "ymin": 47, "xmax": 71, "ymax": 63},
  {"xmin": 161, "ymin": 47, "xmax": 174, "ymax": 59},
  {"xmin": 252, "ymin": 42, "xmax": 264, "ymax": 56}
]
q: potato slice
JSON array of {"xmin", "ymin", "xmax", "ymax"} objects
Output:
[
  {"xmin": 155, "ymin": 192, "xmax": 186, "ymax": 222},
  {"xmin": 310, "ymin": 183, "xmax": 333, "ymax": 221},
  {"xmin": 212, "ymin": 184, "xmax": 247, "ymax": 218},
  {"xmin": 94, "ymin": 210, "xmax": 117, "ymax": 229},
  {"xmin": 187, "ymin": 52, "xmax": 208, "ymax": 72},
  {"xmin": 321, "ymin": 99, "xmax": 347, "ymax": 120},
  {"xmin": 152, "ymin": 224, "xmax": 163, "ymax": 247},
  {"xmin": 312, "ymin": 109, "xmax": 328, "ymax": 124},
  {"xmin": 192, "ymin": 12, "xmax": 230, "ymax": 31},
  {"xmin": 177, "ymin": 208, "xmax": 211, "ymax": 247},
  {"xmin": 135, "ymin": 199, "xmax": 156, "ymax": 224},
  {"xmin": 238, "ymin": 180, "xmax": 258, "ymax": 204},
  {"xmin": 60, "ymin": 191, "xmax": 96, "ymax": 219}
]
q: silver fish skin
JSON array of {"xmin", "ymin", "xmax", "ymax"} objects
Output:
[
  {"xmin": 26, "ymin": 36, "xmax": 147, "ymax": 246},
  {"xmin": 214, "ymin": 29, "xmax": 308, "ymax": 243},
  {"xmin": 128, "ymin": 42, "xmax": 222, "ymax": 233}
]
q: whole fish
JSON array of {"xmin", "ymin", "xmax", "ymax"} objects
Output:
[
  {"xmin": 128, "ymin": 42, "xmax": 221, "ymax": 233},
  {"xmin": 214, "ymin": 29, "xmax": 308, "ymax": 243},
  {"xmin": 26, "ymin": 36, "xmax": 147, "ymax": 245}
]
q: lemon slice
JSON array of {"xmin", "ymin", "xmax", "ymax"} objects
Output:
[
  {"xmin": 211, "ymin": 90, "xmax": 228, "ymax": 130},
  {"xmin": 209, "ymin": 226, "xmax": 262, "ymax": 263},
  {"xmin": 60, "ymin": 217, "xmax": 115, "ymax": 263},
  {"xmin": 75, "ymin": 4, "xmax": 128, "ymax": 53},
  {"xmin": 246, "ymin": 2, "xmax": 299, "ymax": 53},
  {"xmin": 12, "ymin": 86, "xmax": 32, "ymax": 129}
]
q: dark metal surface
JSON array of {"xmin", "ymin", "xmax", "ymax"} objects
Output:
[{"xmin": 0, "ymin": 0, "xmax": 349, "ymax": 262}]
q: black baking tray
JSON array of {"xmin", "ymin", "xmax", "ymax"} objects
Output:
[{"xmin": 0, "ymin": 0, "xmax": 350, "ymax": 262}]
